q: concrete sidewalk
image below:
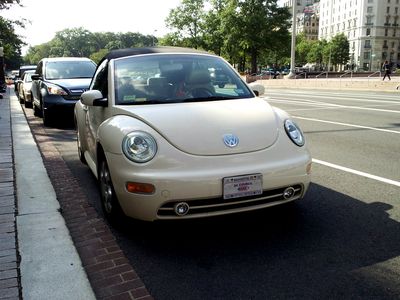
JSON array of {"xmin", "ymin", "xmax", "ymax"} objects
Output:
[
  {"xmin": 0, "ymin": 87, "xmax": 95, "ymax": 300},
  {"xmin": 251, "ymin": 75, "xmax": 400, "ymax": 92}
]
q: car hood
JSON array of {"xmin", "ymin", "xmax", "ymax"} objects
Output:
[
  {"xmin": 47, "ymin": 78, "xmax": 92, "ymax": 92},
  {"xmin": 116, "ymin": 98, "xmax": 280, "ymax": 156}
]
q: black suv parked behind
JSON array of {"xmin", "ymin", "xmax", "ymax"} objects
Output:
[{"xmin": 31, "ymin": 57, "xmax": 96, "ymax": 126}]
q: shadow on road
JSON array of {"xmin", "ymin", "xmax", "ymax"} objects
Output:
[{"xmin": 113, "ymin": 183, "xmax": 400, "ymax": 299}]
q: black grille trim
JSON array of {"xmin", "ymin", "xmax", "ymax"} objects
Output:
[{"xmin": 157, "ymin": 184, "xmax": 303, "ymax": 217}]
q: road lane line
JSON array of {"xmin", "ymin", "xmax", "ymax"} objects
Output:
[
  {"xmin": 312, "ymin": 159, "xmax": 400, "ymax": 188},
  {"xmin": 294, "ymin": 116, "xmax": 400, "ymax": 135},
  {"xmin": 267, "ymin": 92, "xmax": 400, "ymax": 104},
  {"xmin": 268, "ymin": 98, "xmax": 400, "ymax": 114}
]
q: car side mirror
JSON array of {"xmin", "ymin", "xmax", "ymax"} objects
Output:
[
  {"xmin": 248, "ymin": 82, "xmax": 265, "ymax": 96},
  {"xmin": 81, "ymin": 90, "xmax": 107, "ymax": 107},
  {"xmin": 31, "ymin": 74, "xmax": 41, "ymax": 80}
]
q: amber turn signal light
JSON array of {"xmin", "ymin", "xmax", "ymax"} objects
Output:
[{"xmin": 126, "ymin": 182, "xmax": 155, "ymax": 194}]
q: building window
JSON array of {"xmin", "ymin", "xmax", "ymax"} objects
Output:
[
  {"xmin": 387, "ymin": 7, "xmax": 390, "ymax": 13},
  {"xmin": 364, "ymin": 52, "xmax": 370, "ymax": 59},
  {"xmin": 365, "ymin": 40, "xmax": 371, "ymax": 48},
  {"xmin": 366, "ymin": 28, "xmax": 371, "ymax": 35},
  {"xmin": 367, "ymin": 6, "xmax": 373, "ymax": 13},
  {"xmin": 382, "ymin": 52, "xmax": 387, "ymax": 59},
  {"xmin": 385, "ymin": 28, "xmax": 389, "ymax": 36}
]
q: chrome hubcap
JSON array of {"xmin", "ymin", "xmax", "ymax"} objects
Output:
[{"xmin": 100, "ymin": 162, "xmax": 113, "ymax": 214}]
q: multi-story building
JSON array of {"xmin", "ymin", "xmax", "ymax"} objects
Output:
[
  {"xmin": 282, "ymin": 0, "xmax": 320, "ymax": 14},
  {"xmin": 296, "ymin": 2, "xmax": 320, "ymax": 40},
  {"xmin": 319, "ymin": 0, "xmax": 400, "ymax": 71}
]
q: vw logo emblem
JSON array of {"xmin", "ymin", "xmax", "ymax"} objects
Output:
[{"xmin": 223, "ymin": 134, "xmax": 239, "ymax": 148}]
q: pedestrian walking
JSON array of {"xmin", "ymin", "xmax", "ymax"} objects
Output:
[{"xmin": 382, "ymin": 60, "xmax": 391, "ymax": 81}]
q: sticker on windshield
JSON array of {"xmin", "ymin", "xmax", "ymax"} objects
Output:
[
  {"xmin": 234, "ymin": 89, "xmax": 245, "ymax": 95},
  {"xmin": 123, "ymin": 95, "xmax": 136, "ymax": 101}
]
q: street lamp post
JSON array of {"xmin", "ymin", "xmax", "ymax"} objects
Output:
[
  {"xmin": 286, "ymin": 0, "xmax": 297, "ymax": 79},
  {"xmin": 0, "ymin": 45, "xmax": 5, "ymax": 95}
]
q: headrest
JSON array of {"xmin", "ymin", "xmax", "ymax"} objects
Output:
[
  {"xmin": 186, "ymin": 69, "xmax": 211, "ymax": 84},
  {"xmin": 147, "ymin": 77, "xmax": 168, "ymax": 86}
]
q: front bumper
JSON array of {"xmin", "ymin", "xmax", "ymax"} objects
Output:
[
  {"xmin": 105, "ymin": 145, "xmax": 311, "ymax": 221},
  {"xmin": 43, "ymin": 94, "xmax": 79, "ymax": 116}
]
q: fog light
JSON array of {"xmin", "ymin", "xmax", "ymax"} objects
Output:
[
  {"xmin": 174, "ymin": 202, "xmax": 190, "ymax": 216},
  {"xmin": 283, "ymin": 187, "xmax": 295, "ymax": 200},
  {"xmin": 126, "ymin": 182, "xmax": 155, "ymax": 194}
]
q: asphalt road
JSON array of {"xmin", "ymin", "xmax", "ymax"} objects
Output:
[{"xmin": 22, "ymin": 89, "xmax": 400, "ymax": 299}]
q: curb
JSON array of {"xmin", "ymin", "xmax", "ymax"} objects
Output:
[{"xmin": 20, "ymin": 94, "xmax": 152, "ymax": 299}]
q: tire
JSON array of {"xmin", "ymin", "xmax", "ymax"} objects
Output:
[
  {"xmin": 76, "ymin": 126, "xmax": 87, "ymax": 164},
  {"xmin": 42, "ymin": 105, "xmax": 52, "ymax": 127},
  {"xmin": 24, "ymin": 100, "xmax": 32, "ymax": 108},
  {"xmin": 98, "ymin": 157, "xmax": 124, "ymax": 222},
  {"xmin": 32, "ymin": 101, "xmax": 40, "ymax": 116}
]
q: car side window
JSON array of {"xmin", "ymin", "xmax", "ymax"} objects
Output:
[{"xmin": 91, "ymin": 59, "xmax": 108, "ymax": 98}]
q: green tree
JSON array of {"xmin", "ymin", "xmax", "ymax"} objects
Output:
[
  {"xmin": 330, "ymin": 33, "xmax": 349, "ymax": 70},
  {"xmin": 307, "ymin": 39, "xmax": 326, "ymax": 69},
  {"xmin": 54, "ymin": 27, "xmax": 94, "ymax": 57},
  {"xmin": 24, "ymin": 28, "xmax": 158, "ymax": 63},
  {"xmin": 221, "ymin": 0, "xmax": 291, "ymax": 74},
  {"xmin": 165, "ymin": 0, "xmax": 206, "ymax": 49},
  {"xmin": 0, "ymin": 16, "xmax": 24, "ymax": 69},
  {"xmin": 202, "ymin": 0, "xmax": 225, "ymax": 55},
  {"xmin": 295, "ymin": 34, "xmax": 312, "ymax": 66},
  {"xmin": 321, "ymin": 34, "xmax": 349, "ymax": 71},
  {"xmin": 0, "ymin": 0, "xmax": 21, "ymax": 10},
  {"xmin": 90, "ymin": 49, "xmax": 109, "ymax": 64}
]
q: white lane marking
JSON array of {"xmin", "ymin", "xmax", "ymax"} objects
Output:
[
  {"xmin": 267, "ymin": 92, "xmax": 400, "ymax": 104},
  {"xmin": 294, "ymin": 116, "xmax": 400, "ymax": 135},
  {"xmin": 313, "ymin": 159, "xmax": 400, "ymax": 188},
  {"xmin": 267, "ymin": 98, "xmax": 400, "ymax": 114}
]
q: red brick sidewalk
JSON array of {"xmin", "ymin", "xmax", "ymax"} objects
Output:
[
  {"xmin": 24, "ymin": 102, "xmax": 152, "ymax": 299},
  {"xmin": 0, "ymin": 91, "xmax": 21, "ymax": 299}
]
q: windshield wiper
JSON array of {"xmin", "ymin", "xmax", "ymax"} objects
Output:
[{"xmin": 181, "ymin": 96, "xmax": 236, "ymax": 102}]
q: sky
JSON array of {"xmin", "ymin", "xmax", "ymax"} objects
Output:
[{"xmin": 2, "ymin": 0, "xmax": 183, "ymax": 53}]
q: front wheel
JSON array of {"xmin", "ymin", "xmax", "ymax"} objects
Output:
[
  {"xmin": 42, "ymin": 105, "xmax": 52, "ymax": 127},
  {"xmin": 76, "ymin": 126, "xmax": 87, "ymax": 164},
  {"xmin": 99, "ymin": 158, "xmax": 124, "ymax": 222}
]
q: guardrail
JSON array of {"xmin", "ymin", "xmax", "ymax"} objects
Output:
[
  {"xmin": 315, "ymin": 71, "xmax": 328, "ymax": 78},
  {"xmin": 367, "ymin": 71, "xmax": 382, "ymax": 78},
  {"xmin": 340, "ymin": 70, "xmax": 353, "ymax": 78},
  {"xmin": 294, "ymin": 72, "xmax": 307, "ymax": 79}
]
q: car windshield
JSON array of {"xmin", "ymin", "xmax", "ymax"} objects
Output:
[
  {"xmin": 24, "ymin": 73, "xmax": 33, "ymax": 83},
  {"xmin": 113, "ymin": 54, "xmax": 254, "ymax": 105},
  {"xmin": 45, "ymin": 61, "xmax": 96, "ymax": 80}
]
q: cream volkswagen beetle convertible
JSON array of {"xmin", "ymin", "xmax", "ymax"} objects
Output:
[{"xmin": 75, "ymin": 47, "xmax": 312, "ymax": 222}]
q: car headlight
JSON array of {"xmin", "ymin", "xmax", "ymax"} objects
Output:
[
  {"xmin": 47, "ymin": 83, "xmax": 68, "ymax": 95},
  {"xmin": 284, "ymin": 119, "xmax": 305, "ymax": 147},
  {"xmin": 122, "ymin": 131, "xmax": 157, "ymax": 163}
]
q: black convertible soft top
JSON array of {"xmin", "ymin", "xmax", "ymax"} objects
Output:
[{"xmin": 102, "ymin": 46, "xmax": 211, "ymax": 61}]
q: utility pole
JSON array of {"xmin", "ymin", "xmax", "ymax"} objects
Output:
[
  {"xmin": 0, "ymin": 45, "xmax": 6, "ymax": 96},
  {"xmin": 286, "ymin": 0, "xmax": 297, "ymax": 79}
]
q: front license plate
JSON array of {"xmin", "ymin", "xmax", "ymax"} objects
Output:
[{"xmin": 223, "ymin": 174, "xmax": 263, "ymax": 200}]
